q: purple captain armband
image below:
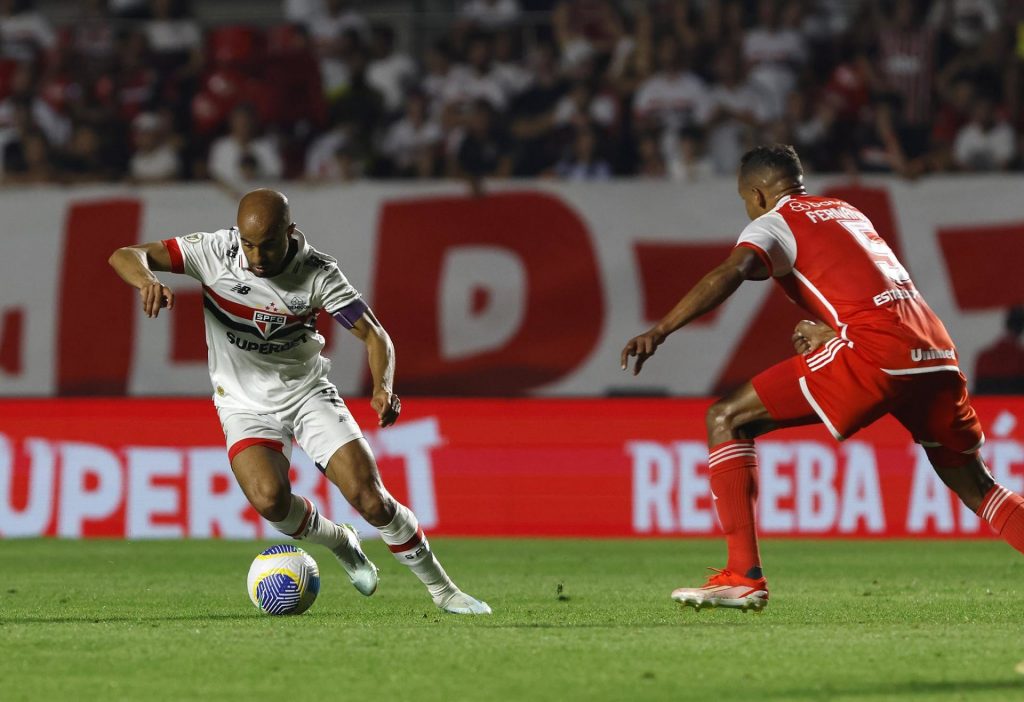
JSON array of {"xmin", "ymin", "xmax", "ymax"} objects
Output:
[{"xmin": 331, "ymin": 298, "xmax": 369, "ymax": 329}]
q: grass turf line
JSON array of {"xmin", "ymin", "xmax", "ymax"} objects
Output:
[{"xmin": 0, "ymin": 538, "xmax": 1021, "ymax": 702}]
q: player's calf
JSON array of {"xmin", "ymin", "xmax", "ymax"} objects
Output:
[
  {"xmin": 269, "ymin": 494, "xmax": 379, "ymax": 596},
  {"xmin": 379, "ymin": 502, "xmax": 492, "ymax": 615}
]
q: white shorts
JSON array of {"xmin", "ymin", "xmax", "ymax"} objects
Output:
[{"xmin": 217, "ymin": 385, "xmax": 363, "ymax": 471}]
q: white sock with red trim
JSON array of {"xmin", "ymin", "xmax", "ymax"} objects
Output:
[
  {"xmin": 269, "ymin": 494, "xmax": 348, "ymax": 552},
  {"xmin": 378, "ymin": 502, "xmax": 456, "ymax": 603}
]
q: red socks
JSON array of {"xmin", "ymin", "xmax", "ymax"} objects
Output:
[
  {"xmin": 709, "ymin": 440, "xmax": 761, "ymax": 577},
  {"xmin": 978, "ymin": 484, "xmax": 1024, "ymax": 555}
]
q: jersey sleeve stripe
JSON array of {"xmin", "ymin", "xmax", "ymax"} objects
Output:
[
  {"xmin": 163, "ymin": 238, "xmax": 184, "ymax": 274},
  {"xmin": 735, "ymin": 242, "xmax": 774, "ymax": 276}
]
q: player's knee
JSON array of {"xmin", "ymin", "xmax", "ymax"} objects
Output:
[
  {"xmin": 706, "ymin": 399, "xmax": 739, "ymax": 435},
  {"xmin": 249, "ymin": 483, "xmax": 291, "ymax": 522}
]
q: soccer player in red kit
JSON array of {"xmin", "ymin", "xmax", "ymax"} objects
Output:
[{"xmin": 620, "ymin": 144, "xmax": 1024, "ymax": 611}]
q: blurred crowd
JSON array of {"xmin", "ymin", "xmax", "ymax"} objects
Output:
[{"xmin": 0, "ymin": 0, "xmax": 1022, "ymax": 189}]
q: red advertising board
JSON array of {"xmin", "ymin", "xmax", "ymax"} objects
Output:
[{"xmin": 1, "ymin": 397, "xmax": 1022, "ymax": 539}]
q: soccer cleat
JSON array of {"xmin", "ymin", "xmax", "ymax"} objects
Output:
[
  {"xmin": 435, "ymin": 590, "xmax": 492, "ymax": 615},
  {"xmin": 331, "ymin": 524, "xmax": 379, "ymax": 596},
  {"xmin": 671, "ymin": 568, "xmax": 769, "ymax": 612}
]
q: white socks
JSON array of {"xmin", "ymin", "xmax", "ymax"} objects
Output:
[
  {"xmin": 378, "ymin": 503, "xmax": 456, "ymax": 602},
  {"xmin": 270, "ymin": 494, "xmax": 348, "ymax": 552}
]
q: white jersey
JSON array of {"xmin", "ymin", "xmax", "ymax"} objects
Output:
[{"xmin": 164, "ymin": 228, "xmax": 364, "ymax": 413}]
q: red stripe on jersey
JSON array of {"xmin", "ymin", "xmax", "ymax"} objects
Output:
[
  {"xmin": 163, "ymin": 238, "xmax": 184, "ymax": 274},
  {"xmin": 735, "ymin": 242, "xmax": 774, "ymax": 276},
  {"xmin": 387, "ymin": 526, "xmax": 425, "ymax": 553},
  {"xmin": 202, "ymin": 285, "xmax": 311, "ymax": 323},
  {"xmin": 228, "ymin": 437, "xmax": 284, "ymax": 463}
]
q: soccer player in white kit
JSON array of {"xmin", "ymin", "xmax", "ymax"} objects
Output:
[{"xmin": 109, "ymin": 188, "xmax": 490, "ymax": 615}]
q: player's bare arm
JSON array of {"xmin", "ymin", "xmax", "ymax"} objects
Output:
[
  {"xmin": 108, "ymin": 241, "xmax": 176, "ymax": 318},
  {"xmin": 348, "ymin": 309, "xmax": 401, "ymax": 428},
  {"xmin": 620, "ymin": 246, "xmax": 768, "ymax": 375},
  {"xmin": 791, "ymin": 319, "xmax": 837, "ymax": 355}
]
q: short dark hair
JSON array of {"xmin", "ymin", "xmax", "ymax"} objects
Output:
[
  {"xmin": 1007, "ymin": 306, "xmax": 1024, "ymax": 336},
  {"xmin": 740, "ymin": 144, "xmax": 803, "ymax": 181}
]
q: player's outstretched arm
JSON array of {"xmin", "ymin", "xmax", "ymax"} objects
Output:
[
  {"xmin": 620, "ymin": 246, "xmax": 767, "ymax": 375},
  {"xmin": 108, "ymin": 242, "xmax": 176, "ymax": 318},
  {"xmin": 347, "ymin": 309, "xmax": 401, "ymax": 428}
]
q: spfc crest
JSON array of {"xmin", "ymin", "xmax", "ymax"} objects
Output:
[{"xmin": 253, "ymin": 310, "xmax": 287, "ymax": 338}]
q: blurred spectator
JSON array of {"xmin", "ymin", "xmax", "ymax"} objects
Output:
[
  {"xmin": 144, "ymin": 0, "xmax": 201, "ymax": 67},
  {"xmin": 0, "ymin": 0, "xmax": 55, "ymax": 63},
  {"xmin": 491, "ymin": 30, "xmax": 533, "ymax": 99},
  {"xmin": 875, "ymin": 0, "xmax": 935, "ymax": 176},
  {"xmin": 129, "ymin": 110, "xmax": 180, "ymax": 181},
  {"xmin": 54, "ymin": 122, "xmax": 113, "ymax": 182},
  {"xmin": 704, "ymin": 49, "xmax": 772, "ymax": 175},
  {"xmin": 633, "ymin": 35, "xmax": 709, "ymax": 149},
  {"xmin": 380, "ymin": 92, "xmax": 441, "ymax": 178},
  {"xmin": 366, "ymin": 24, "xmax": 416, "ymax": 114},
  {"xmin": 454, "ymin": 99, "xmax": 512, "ymax": 193},
  {"xmin": 332, "ymin": 43, "xmax": 384, "ymax": 158},
  {"xmin": 553, "ymin": 0, "xmax": 624, "ymax": 69},
  {"xmin": 929, "ymin": 77, "xmax": 974, "ymax": 172},
  {"xmin": 1, "ymin": 126, "xmax": 51, "ymax": 182},
  {"xmin": 508, "ymin": 40, "xmax": 566, "ymax": 175},
  {"xmin": 208, "ymin": 104, "xmax": 282, "ymax": 187},
  {"xmin": 554, "ymin": 123, "xmax": 611, "ymax": 180},
  {"xmin": 96, "ymin": 29, "xmax": 160, "ymax": 124},
  {"xmin": 442, "ymin": 33, "xmax": 507, "ymax": 112},
  {"xmin": 665, "ymin": 128, "xmax": 713, "ymax": 182},
  {"xmin": 460, "ymin": 0, "xmax": 522, "ymax": 31},
  {"xmin": 283, "ymin": 0, "xmax": 325, "ymax": 25},
  {"xmin": 0, "ymin": 61, "xmax": 70, "ymax": 147},
  {"xmin": 553, "ymin": 79, "xmax": 617, "ymax": 133},
  {"xmin": 975, "ymin": 307, "xmax": 1024, "ymax": 394},
  {"xmin": 72, "ymin": 0, "xmax": 118, "ymax": 74},
  {"xmin": 953, "ymin": 95, "xmax": 1016, "ymax": 171},
  {"xmin": 422, "ymin": 40, "xmax": 468, "ymax": 115},
  {"xmin": 636, "ymin": 130, "xmax": 666, "ymax": 178},
  {"xmin": 305, "ymin": 115, "xmax": 353, "ymax": 180},
  {"xmin": 928, "ymin": 0, "xmax": 1001, "ymax": 53},
  {"xmin": 742, "ymin": 0, "xmax": 807, "ymax": 118}
]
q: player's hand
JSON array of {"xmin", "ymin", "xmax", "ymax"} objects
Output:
[
  {"xmin": 792, "ymin": 320, "xmax": 836, "ymax": 355},
  {"xmin": 620, "ymin": 328, "xmax": 666, "ymax": 376},
  {"xmin": 139, "ymin": 280, "xmax": 174, "ymax": 318},
  {"xmin": 371, "ymin": 389, "xmax": 401, "ymax": 428}
]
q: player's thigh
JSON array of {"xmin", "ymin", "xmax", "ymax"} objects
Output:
[
  {"xmin": 292, "ymin": 386, "xmax": 369, "ymax": 481},
  {"xmin": 219, "ymin": 408, "xmax": 293, "ymax": 508},
  {"xmin": 890, "ymin": 371, "xmax": 984, "ymax": 458},
  {"xmin": 788, "ymin": 346, "xmax": 896, "ymax": 441}
]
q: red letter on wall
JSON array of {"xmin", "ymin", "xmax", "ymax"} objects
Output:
[{"xmin": 372, "ymin": 192, "xmax": 604, "ymax": 395}]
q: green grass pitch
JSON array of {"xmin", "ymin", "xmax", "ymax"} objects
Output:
[{"xmin": 1, "ymin": 538, "xmax": 1021, "ymax": 701}]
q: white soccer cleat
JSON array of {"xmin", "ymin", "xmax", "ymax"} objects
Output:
[
  {"xmin": 435, "ymin": 590, "xmax": 492, "ymax": 615},
  {"xmin": 332, "ymin": 524, "xmax": 379, "ymax": 596},
  {"xmin": 671, "ymin": 569, "xmax": 769, "ymax": 612}
]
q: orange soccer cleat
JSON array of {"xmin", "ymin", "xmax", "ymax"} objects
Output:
[{"xmin": 671, "ymin": 568, "xmax": 769, "ymax": 612}]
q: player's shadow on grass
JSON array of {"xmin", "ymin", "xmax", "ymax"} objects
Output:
[{"xmin": 774, "ymin": 679, "xmax": 1023, "ymax": 699}]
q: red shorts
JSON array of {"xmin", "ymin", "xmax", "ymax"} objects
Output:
[{"xmin": 752, "ymin": 339, "xmax": 984, "ymax": 453}]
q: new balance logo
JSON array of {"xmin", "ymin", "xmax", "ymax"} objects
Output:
[{"xmin": 230, "ymin": 284, "xmax": 251, "ymax": 295}]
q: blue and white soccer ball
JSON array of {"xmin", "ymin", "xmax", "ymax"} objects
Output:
[{"xmin": 246, "ymin": 545, "xmax": 321, "ymax": 615}]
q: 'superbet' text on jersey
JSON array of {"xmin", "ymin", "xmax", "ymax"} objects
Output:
[{"xmin": 163, "ymin": 228, "xmax": 364, "ymax": 412}]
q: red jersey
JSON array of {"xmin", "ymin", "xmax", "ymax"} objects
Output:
[{"xmin": 736, "ymin": 193, "xmax": 958, "ymax": 374}]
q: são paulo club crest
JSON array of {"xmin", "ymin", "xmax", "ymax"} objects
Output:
[{"xmin": 253, "ymin": 310, "xmax": 287, "ymax": 338}]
